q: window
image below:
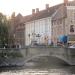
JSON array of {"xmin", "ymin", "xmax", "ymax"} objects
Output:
[
  {"xmin": 74, "ymin": 13, "xmax": 75, "ymax": 20},
  {"xmin": 59, "ymin": 19, "xmax": 62, "ymax": 24},
  {"xmin": 70, "ymin": 25, "xmax": 74, "ymax": 32}
]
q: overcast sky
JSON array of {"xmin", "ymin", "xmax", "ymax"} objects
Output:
[{"xmin": 0, "ymin": 0, "xmax": 73, "ymax": 16}]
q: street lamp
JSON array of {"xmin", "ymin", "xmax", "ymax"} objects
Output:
[
  {"xmin": 13, "ymin": 33, "xmax": 15, "ymax": 46},
  {"xmin": 36, "ymin": 34, "xmax": 41, "ymax": 44}
]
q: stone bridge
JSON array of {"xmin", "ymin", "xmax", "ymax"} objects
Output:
[
  {"xmin": 21, "ymin": 46, "xmax": 75, "ymax": 65},
  {"xmin": 0, "ymin": 47, "xmax": 75, "ymax": 65}
]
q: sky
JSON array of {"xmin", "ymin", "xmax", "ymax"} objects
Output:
[{"xmin": 0, "ymin": 0, "xmax": 73, "ymax": 16}]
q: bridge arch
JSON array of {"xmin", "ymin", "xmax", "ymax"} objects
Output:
[{"xmin": 25, "ymin": 54, "xmax": 70, "ymax": 65}]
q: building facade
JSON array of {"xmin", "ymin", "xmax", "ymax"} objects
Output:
[
  {"xmin": 14, "ymin": 0, "xmax": 75, "ymax": 46},
  {"xmin": 52, "ymin": 0, "xmax": 75, "ymax": 45},
  {"xmin": 25, "ymin": 17, "xmax": 51, "ymax": 46},
  {"xmin": 24, "ymin": 5, "xmax": 60, "ymax": 46},
  {"xmin": 14, "ymin": 14, "xmax": 25, "ymax": 48}
]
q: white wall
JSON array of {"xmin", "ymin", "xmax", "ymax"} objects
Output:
[
  {"xmin": 25, "ymin": 17, "xmax": 52, "ymax": 46},
  {"xmin": 65, "ymin": 6, "xmax": 75, "ymax": 35}
]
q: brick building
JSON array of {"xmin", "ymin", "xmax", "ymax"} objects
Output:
[
  {"xmin": 14, "ymin": 14, "xmax": 25, "ymax": 48},
  {"xmin": 52, "ymin": 0, "xmax": 75, "ymax": 45}
]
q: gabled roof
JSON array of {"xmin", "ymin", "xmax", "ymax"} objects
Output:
[
  {"xmin": 16, "ymin": 13, "xmax": 23, "ymax": 19},
  {"xmin": 52, "ymin": 5, "xmax": 67, "ymax": 20},
  {"xmin": 24, "ymin": 4, "xmax": 62, "ymax": 23},
  {"xmin": 24, "ymin": 1, "xmax": 75, "ymax": 23},
  {"xmin": 52, "ymin": 1, "xmax": 75, "ymax": 20},
  {"xmin": 15, "ymin": 13, "xmax": 24, "ymax": 24}
]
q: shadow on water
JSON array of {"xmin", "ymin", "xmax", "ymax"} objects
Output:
[{"xmin": 24, "ymin": 56, "xmax": 75, "ymax": 74}]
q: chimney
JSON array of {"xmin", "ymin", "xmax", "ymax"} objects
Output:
[
  {"xmin": 46, "ymin": 4, "xmax": 49, "ymax": 9},
  {"xmin": 64, "ymin": 0, "xmax": 68, "ymax": 6},
  {"xmin": 36, "ymin": 8, "xmax": 39, "ymax": 13},
  {"xmin": 32, "ymin": 9, "xmax": 35, "ymax": 14}
]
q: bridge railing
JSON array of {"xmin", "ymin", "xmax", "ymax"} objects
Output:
[{"xmin": 19, "ymin": 46, "xmax": 70, "ymax": 63}]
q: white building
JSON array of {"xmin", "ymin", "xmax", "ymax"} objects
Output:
[
  {"xmin": 24, "ymin": 4, "xmax": 60, "ymax": 46},
  {"xmin": 25, "ymin": 17, "xmax": 51, "ymax": 46}
]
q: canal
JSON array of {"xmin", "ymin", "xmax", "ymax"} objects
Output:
[{"xmin": 0, "ymin": 56, "xmax": 75, "ymax": 75}]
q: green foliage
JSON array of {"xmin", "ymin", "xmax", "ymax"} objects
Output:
[
  {"xmin": 0, "ymin": 51, "xmax": 23, "ymax": 58},
  {"xmin": 0, "ymin": 13, "xmax": 9, "ymax": 48}
]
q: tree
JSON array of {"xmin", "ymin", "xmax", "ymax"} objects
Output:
[
  {"xmin": 0, "ymin": 13, "xmax": 9, "ymax": 48},
  {"xmin": 7, "ymin": 12, "xmax": 16, "ymax": 47}
]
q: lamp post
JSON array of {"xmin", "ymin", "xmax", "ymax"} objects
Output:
[
  {"xmin": 32, "ymin": 32, "xmax": 36, "ymax": 45},
  {"xmin": 13, "ymin": 33, "xmax": 15, "ymax": 46},
  {"xmin": 28, "ymin": 34, "xmax": 30, "ymax": 45},
  {"xmin": 36, "ymin": 34, "xmax": 41, "ymax": 44}
]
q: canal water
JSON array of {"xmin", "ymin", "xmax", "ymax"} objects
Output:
[{"xmin": 0, "ymin": 56, "xmax": 75, "ymax": 75}]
